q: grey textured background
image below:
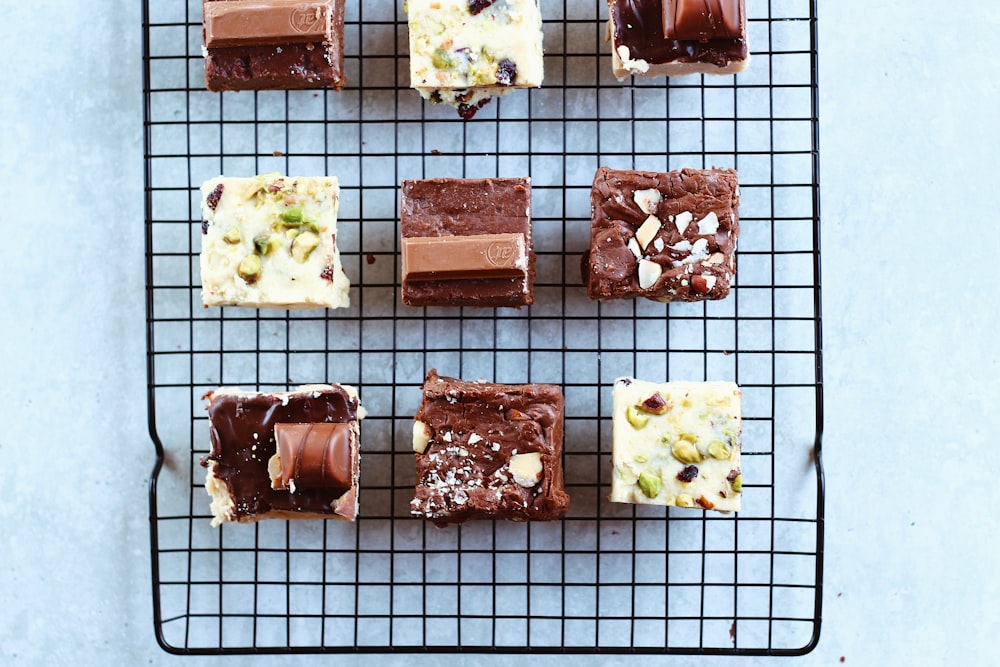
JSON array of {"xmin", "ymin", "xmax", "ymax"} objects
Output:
[{"xmin": 1, "ymin": 0, "xmax": 996, "ymax": 664}]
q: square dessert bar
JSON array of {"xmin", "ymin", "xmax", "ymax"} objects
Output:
[
  {"xmin": 199, "ymin": 173, "xmax": 350, "ymax": 309},
  {"xmin": 610, "ymin": 378, "xmax": 742, "ymax": 512},
  {"xmin": 607, "ymin": 0, "xmax": 749, "ymax": 79},
  {"xmin": 407, "ymin": 0, "xmax": 544, "ymax": 118},
  {"xmin": 400, "ymin": 177, "xmax": 535, "ymax": 308},
  {"xmin": 410, "ymin": 370, "xmax": 570, "ymax": 525},
  {"xmin": 585, "ymin": 166, "xmax": 739, "ymax": 302},
  {"xmin": 201, "ymin": 384, "xmax": 364, "ymax": 525},
  {"xmin": 202, "ymin": 0, "xmax": 345, "ymax": 91}
]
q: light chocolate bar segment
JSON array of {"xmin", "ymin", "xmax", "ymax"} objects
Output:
[
  {"xmin": 401, "ymin": 233, "xmax": 527, "ymax": 282},
  {"xmin": 203, "ymin": 0, "xmax": 331, "ymax": 48},
  {"xmin": 663, "ymin": 0, "xmax": 743, "ymax": 41},
  {"xmin": 270, "ymin": 422, "xmax": 353, "ymax": 492}
]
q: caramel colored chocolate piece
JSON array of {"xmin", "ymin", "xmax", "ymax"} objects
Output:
[
  {"xmin": 402, "ymin": 233, "xmax": 527, "ymax": 282},
  {"xmin": 664, "ymin": 0, "xmax": 743, "ymax": 41},
  {"xmin": 204, "ymin": 0, "xmax": 331, "ymax": 48},
  {"xmin": 400, "ymin": 177, "xmax": 535, "ymax": 308},
  {"xmin": 271, "ymin": 422, "xmax": 353, "ymax": 492}
]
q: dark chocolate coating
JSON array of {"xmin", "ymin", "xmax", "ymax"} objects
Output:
[
  {"xmin": 412, "ymin": 370, "xmax": 570, "ymax": 526},
  {"xmin": 585, "ymin": 166, "xmax": 740, "ymax": 302},
  {"xmin": 609, "ymin": 0, "xmax": 747, "ymax": 68},
  {"xmin": 201, "ymin": 386, "xmax": 359, "ymax": 521},
  {"xmin": 203, "ymin": 0, "xmax": 345, "ymax": 91},
  {"xmin": 400, "ymin": 178, "xmax": 535, "ymax": 308}
]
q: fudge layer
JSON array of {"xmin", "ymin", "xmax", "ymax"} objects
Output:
[
  {"xmin": 607, "ymin": 0, "xmax": 749, "ymax": 79},
  {"xmin": 410, "ymin": 370, "xmax": 570, "ymax": 525},
  {"xmin": 610, "ymin": 378, "xmax": 741, "ymax": 512},
  {"xmin": 585, "ymin": 166, "xmax": 739, "ymax": 302},
  {"xmin": 199, "ymin": 173, "xmax": 350, "ymax": 309},
  {"xmin": 401, "ymin": 177, "xmax": 535, "ymax": 308},
  {"xmin": 201, "ymin": 384, "xmax": 364, "ymax": 525},
  {"xmin": 203, "ymin": 0, "xmax": 345, "ymax": 91},
  {"xmin": 407, "ymin": 0, "xmax": 544, "ymax": 118}
]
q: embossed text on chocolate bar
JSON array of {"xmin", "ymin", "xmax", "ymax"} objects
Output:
[
  {"xmin": 663, "ymin": 0, "xmax": 743, "ymax": 41},
  {"xmin": 204, "ymin": 0, "xmax": 331, "ymax": 49},
  {"xmin": 401, "ymin": 233, "xmax": 527, "ymax": 282}
]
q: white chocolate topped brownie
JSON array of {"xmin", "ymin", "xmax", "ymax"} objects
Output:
[
  {"xmin": 199, "ymin": 174, "xmax": 350, "ymax": 309},
  {"xmin": 610, "ymin": 378, "xmax": 742, "ymax": 512},
  {"xmin": 406, "ymin": 0, "xmax": 544, "ymax": 118}
]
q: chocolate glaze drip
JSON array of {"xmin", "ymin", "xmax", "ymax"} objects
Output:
[
  {"xmin": 610, "ymin": 0, "xmax": 747, "ymax": 68},
  {"xmin": 202, "ymin": 386, "xmax": 358, "ymax": 520}
]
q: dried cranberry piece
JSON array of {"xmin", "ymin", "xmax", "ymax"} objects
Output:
[
  {"xmin": 677, "ymin": 465, "xmax": 699, "ymax": 483},
  {"xmin": 320, "ymin": 266, "xmax": 336, "ymax": 281},
  {"xmin": 468, "ymin": 0, "xmax": 496, "ymax": 15},
  {"xmin": 200, "ymin": 219, "xmax": 209, "ymax": 235},
  {"xmin": 206, "ymin": 183, "xmax": 224, "ymax": 210},
  {"xmin": 457, "ymin": 97, "xmax": 491, "ymax": 120},
  {"xmin": 639, "ymin": 392, "xmax": 668, "ymax": 414},
  {"xmin": 727, "ymin": 468, "xmax": 741, "ymax": 482},
  {"xmin": 496, "ymin": 58, "xmax": 517, "ymax": 86}
]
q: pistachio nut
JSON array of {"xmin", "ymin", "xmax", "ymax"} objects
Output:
[
  {"xmin": 280, "ymin": 204, "xmax": 304, "ymax": 224},
  {"xmin": 707, "ymin": 440, "xmax": 731, "ymax": 460},
  {"xmin": 625, "ymin": 405, "xmax": 649, "ymax": 429},
  {"xmin": 290, "ymin": 231, "xmax": 320, "ymax": 262},
  {"xmin": 637, "ymin": 472, "xmax": 661, "ymax": 499},
  {"xmin": 222, "ymin": 227, "xmax": 242, "ymax": 244},
  {"xmin": 237, "ymin": 254, "xmax": 262, "ymax": 284},
  {"xmin": 671, "ymin": 440, "xmax": 702, "ymax": 464},
  {"xmin": 732, "ymin": 474, "xmax": 743, "ymax": 493}
]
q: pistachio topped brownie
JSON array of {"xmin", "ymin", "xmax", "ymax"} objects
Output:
[
  {"xmin": 585, "ymin": 166, "xmax": 739, "ymax": 303},
  {"xmin": 610, "ymin": 378, "xmax": 742, "ymax": 512},
  {"xmin": 199, "ymin": 173, "xmax": 350, "ymax": 309},
  {"xmin": 406, "ymin": 0, "xmax": 544, "ymax": 118}
]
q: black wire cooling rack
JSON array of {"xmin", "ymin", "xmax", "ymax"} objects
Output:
[{"xmin": 144, "ymin": 0, "xmax": 823, "ymax": 655}]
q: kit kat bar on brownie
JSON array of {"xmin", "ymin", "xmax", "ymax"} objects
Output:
[
  {"xmin": 202, "ymin": 0, "xmax": 345, "ymax": 91},
  {"xmin": 400, "ymin": 178, "xmax": 535, "ymax": 308}
]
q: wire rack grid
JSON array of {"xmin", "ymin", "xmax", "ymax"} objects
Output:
[{"xmin": 144, "ymin": 0, "xmax": 823, "ymax": 655}]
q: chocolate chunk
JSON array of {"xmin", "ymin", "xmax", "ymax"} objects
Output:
[
  {"xmin": 203, "ymin": 0, "xmax": 345, "ymax": 92},
  {"xmin": 401, "ymin": 233, "xmax": 527, "ymax": 282},
  {"xmin": 664, "ymin": 0, "xmax": 743, "ymax": 41},
  {"xmin": 410, "ymin": 370, "xmax": 570, "ymax": 526},
  {"xmin": 272, "ymin": 422, "xmax": 353, "ymax": 492},
  {"xmin": 400, "ymin": 178, "xmax": 535, "ymax": 308}
]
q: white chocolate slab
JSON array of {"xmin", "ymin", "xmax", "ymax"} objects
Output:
[
  {"xmin": 199, "ymin": 174, "xmax": 350, "ymax": 309},
  {"xmin": 407, "ymin": 0, "xmax": 543, "ymax": 110},
  {"xmin": 610, "ymin": 378, "xmax": 742, "ymax": 512}
]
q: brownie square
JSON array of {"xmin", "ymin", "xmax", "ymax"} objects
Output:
[
  {"xmin": 410, "ymin": 370, "xmax": 570, "ymax": 525},
  {"xmin": 400, "ymin": 177, "xmax": 535, "ymax": 308},
  {"xmin": 585, "ymin": 166, "xmax": 740, "ymax": 302},
  {"xmin": 607, "ymin": 0, "xmax": 749, "ymax": 79},
  {"xmin": 201, "ymin": 384, "xmax": 363, "ymax": 525},
  {"xmin": 203, "ymin": 0, "xmax": 346, "ymax": 92},
  {"xmin": 610, "ymin": 377, "xmax": 742, "ymax": 513}
]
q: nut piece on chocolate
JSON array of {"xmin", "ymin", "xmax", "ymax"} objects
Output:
[
  {"xmin": 199, "ymin": 173, "xmax": 350, "ymax": 309},
  {"xmin": 400, "ymin": 178, "xmax": 535, "ymax": 308},
  {"xmin": 584, "ymin": 166, "xmax": 739, "ymax": 303},
  {"xmin": 406, "ymin": 0, "xmax": 544, "ymax": 118},
  {"xmin": 201, "ymin": 384, "xmax": 364, "ymax": 525},
  {"xmin": 607, "ymin": 0, "xmax": 749, "ymax": 79},
  {"xmin": 202, "ymin": 0, "xmax": 346, "ymax": 92},
  {"xmin": 410, "ymin": 370, "xmax": 570, "ymax": 526},
  {"xmin": 610, "ymin": 378, "xmax": 742, "ymax": 512}
]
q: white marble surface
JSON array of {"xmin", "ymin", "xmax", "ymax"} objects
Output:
[{"xmin": 1, "ymin": 0, "xmax": 997, "ymax": 664}]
